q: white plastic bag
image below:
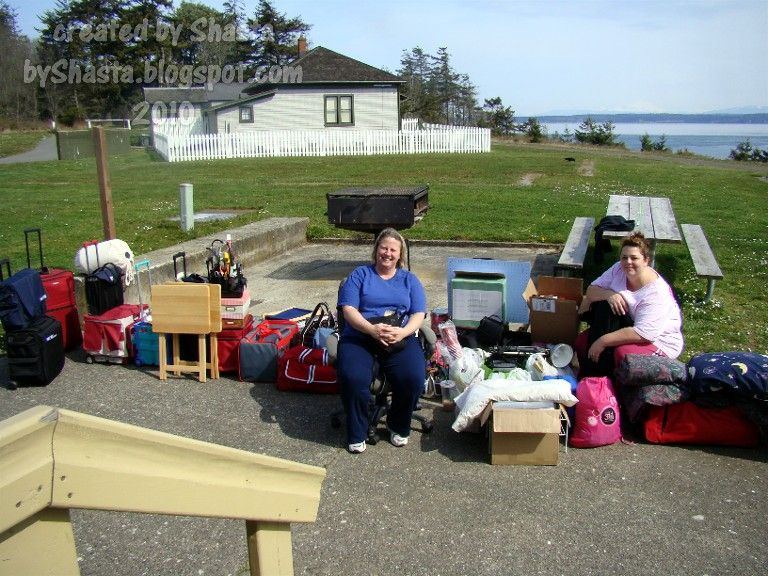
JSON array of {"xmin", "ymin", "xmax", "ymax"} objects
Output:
[{"xmin": 448, "ymin": 347, "xmax": 485, "ymax": 392}]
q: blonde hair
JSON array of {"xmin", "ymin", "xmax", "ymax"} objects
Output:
[
  {"xmin": 621, "ymin": 232, "xmax": 651, "ymax": 260},
  {"xmin": 372, "ymin": 228, "xmax": 408, "ymax": 269}
]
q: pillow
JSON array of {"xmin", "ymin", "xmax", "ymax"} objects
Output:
[
  {"xmin": 615, "ymin": 353, "xmax": 687, "ymax": 388},
  {"xmin": 452, "ymin": 378, "xmax": 577, "ymax": 432}
]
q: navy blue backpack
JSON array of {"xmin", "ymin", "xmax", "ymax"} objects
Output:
[{"xmin": 0, "ymin": 261, "xmax": 48, "ymax": 331}]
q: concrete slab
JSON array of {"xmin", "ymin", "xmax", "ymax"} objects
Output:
[{"xmin": 248, "ymin": 240, "xmax": 560, "ymax": 319}]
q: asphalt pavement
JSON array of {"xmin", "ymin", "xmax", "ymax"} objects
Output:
[
  {"xmin": 0, "ymin": 135, "xmax": 58, "ymax": 164},
  {"xmin": 1, "ymin": 240, "xmax": 766, "ymax": 576}
]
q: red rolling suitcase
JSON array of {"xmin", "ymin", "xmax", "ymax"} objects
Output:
[
  {"xmin": 23, "ymin": 228, "xmax": 81, "ymax": 350},
  {"xmin": 216, "ymin": 313, "xmax": 254, "ymax": 374}
]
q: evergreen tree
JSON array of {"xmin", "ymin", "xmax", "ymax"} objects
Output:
[
  {"xmin": 244, "ymin": 0, "xmax": 311, "ymax": 71},
  {"xmin": 575, "ymin": 116, "xmax": 617, "ymax": 146},
  {"xmin": 397, "ymin": 45, "xmax": 478, "ymax": 125},
  {"xmin": 478, "ymin": 97, "xmax": 515, "ymax": 135},
  {"xmin": 398, "ymin": 46, "xmax": 438, "ymax": 121},
  {"xmin": 170, "ymin": 1, "xmax": 234, "ymax": 68}
]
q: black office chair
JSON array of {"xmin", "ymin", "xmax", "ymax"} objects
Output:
[{"xmin": 328, "ymin": 318, "xmax": 435, "ymax": 444}]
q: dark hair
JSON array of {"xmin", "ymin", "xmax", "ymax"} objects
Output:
[
  {"xmin": 621, "ymin": 232, "xmax": 651, "ymax": 260},
  {"xmin": 372, "ymin": 228, "xmax": 407, "ymax": 269}
]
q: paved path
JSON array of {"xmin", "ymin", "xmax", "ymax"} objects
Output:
[
  {"xmin": 0, "ymin": 135, "xmax": 57, "ymax": 164},
  {"xmin": 2, "ymin": 241, "xmax": 767, "ymax": 576}
]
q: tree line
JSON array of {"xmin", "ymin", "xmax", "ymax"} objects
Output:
[
  {"xmin": 1, "ymin": 0, "xmax": 524, "ymax": 135},
  {"xmin": 0, "ymin": 0, "xmax": 310, "ymax": 127}
]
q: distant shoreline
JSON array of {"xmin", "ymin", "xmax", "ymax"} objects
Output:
[{"xmin": 523, "ymin": 113, "xmax": 768, "ymax": 124}]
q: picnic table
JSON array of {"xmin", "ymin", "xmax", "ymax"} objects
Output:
[{"xmin": 603, "ymin": 195, "xmax": 682, "ymax": 267}]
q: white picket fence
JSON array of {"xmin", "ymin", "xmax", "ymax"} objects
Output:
[
  {"xmin": 152, "ymin": 123, "xmax": 490, "ymax": 162},
  {"xmin": 401, "ymin": 118, "xmax": 420, "ymax": 131}
]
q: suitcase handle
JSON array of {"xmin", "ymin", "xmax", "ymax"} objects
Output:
[
  {"xmin": 0, "ymin": 257, "xmax": 10, "ymax": 281},
  {"xmin": 134, "ymin": 259, "xmax": 151, "ymax": 316},
  {"xmin": 172, "ymin": 251, "xmax": 187, "ymax": 280},
  {"xmin": 82, "ymin": 239, "xmax": 101, "ymax": 269},
  {"xmin": 23, "ymin": 227, "xmax": 48, "ymax": 273}
]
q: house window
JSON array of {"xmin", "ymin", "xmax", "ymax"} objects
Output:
[
  {"xmin": 324, "ymin": 95, "xmax": 354, "ymax": 126},
  {"xmin": 239, "ymin": 106, "xmax": 253, "ymax": 123}
]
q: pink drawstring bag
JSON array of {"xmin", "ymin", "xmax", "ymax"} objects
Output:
[{"xmin": 569, "ymin": 376, "xmax": 622, "ymax": 448}]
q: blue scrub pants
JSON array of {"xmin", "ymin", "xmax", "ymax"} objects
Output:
[{"xmin": 337, "ymin": 334, "xmax": 425, "ymax": 444}]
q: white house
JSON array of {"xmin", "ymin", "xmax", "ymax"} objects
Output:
[{"xmin": 143, "ymin": 43, "xmax": 404, "ymax": 135}]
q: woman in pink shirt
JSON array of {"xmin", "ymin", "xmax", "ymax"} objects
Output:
[{"xmin": 575, "ymin": 232, "xmax": 684, "ymax": 375}]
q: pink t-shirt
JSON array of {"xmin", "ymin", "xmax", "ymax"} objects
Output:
[{"xmin": 592, "ymin": 262, "xmax": 684, "ymax": 358}]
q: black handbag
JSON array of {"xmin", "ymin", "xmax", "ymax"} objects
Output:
[
  {"xmin": 476, "ymin": 314, "xmax": 506, "ymax": 348},
  {"xmin": 301, "ymin": 302, "xmax": 337, "ymax": 347},
  {"xmin": 368, "ymin": 313, "xmax": 407, "ymax": 353}
]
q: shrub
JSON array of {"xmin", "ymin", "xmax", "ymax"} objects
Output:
[
  {"xmin": 641, "ymin": 133, "xmax": 669, "ymax": 152},
  {"xmin": 574, "ymin": 117, "xmax": 617, "ymax": 146},
  {"xmin": 524, "ymin": 117, "xmax": 544, "ymax": 143},
  {"xmin": 730, "ymin": 140, "xmax": 768, "ymax": 163}
]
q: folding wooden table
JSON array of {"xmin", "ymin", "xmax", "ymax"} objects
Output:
[{"xmin": 151, "ymin": 283, "xmax": 222, "ymax": 382}]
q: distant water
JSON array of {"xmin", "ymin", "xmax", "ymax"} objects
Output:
[{"xmin": 542, "ymin": 122, "xmax": 768, "ymax": 159}]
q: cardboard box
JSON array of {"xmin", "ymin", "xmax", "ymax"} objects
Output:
[
  {"xmin": 480, "ymin": 402, "xmax": 565, "ymax": 465},
  {"xmin": 523, "ymin": 276, "xmax": 583, "ymax": 346},
  {"xmin": 450, "ymin": 274, "xmax": 506, "ymax": 328}
]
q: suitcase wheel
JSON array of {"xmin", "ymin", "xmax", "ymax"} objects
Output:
[
  {"xmin": 85, "ymin": 355, "xmax": 94, "ymax": 364},
  {"xmin": 7, "ymin": 380, "xmax": 18, "ymax": 391}
]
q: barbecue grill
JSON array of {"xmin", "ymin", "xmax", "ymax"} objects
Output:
[{"xmin": 326, "ymin": 185, "xmax": 430, "ymax": 234}]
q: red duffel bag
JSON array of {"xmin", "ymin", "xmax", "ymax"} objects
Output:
[
  {"xmin": 276, "ymin": 345, "xmax": 338, "ymax": 394},
  {"xmin": 644, "ymin": 402, "xmax": 760, "ymax": 447}
]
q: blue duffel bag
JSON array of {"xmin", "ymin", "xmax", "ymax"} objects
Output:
[{"xmin": 0, "ymin": 268, "xmax": 48, "ymax": 331}]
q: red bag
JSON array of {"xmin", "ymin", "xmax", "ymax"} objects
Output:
[
  {"xmin": 644, "ymin": 402, "xmax": 760, "ymax": 447},
  {"xmin": 216, "ymin": 314, "xmax": 254, "ymax": 373},
  {"xmin": 569, "ymin": 376, "xmax": 622, "ymax": 448},
  {"xmin": 276, "ymin": 345, "xmax": 338, "ymax": 394}
]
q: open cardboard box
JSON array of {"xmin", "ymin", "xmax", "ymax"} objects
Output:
[
  {"xmin": 523, "ymin": 276, "xmax": 583, "ymax": 346},
  {"xmin": 480, "ymin": 402, "xmax": 568, "ymax": 466}
]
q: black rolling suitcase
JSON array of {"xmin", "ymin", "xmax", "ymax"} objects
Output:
[
  {"xmin": 82, "ymin": 240, "xmax": 123, "ymax": 315},
  {"xmin": 6, "ymin": 314, "xmax": 65, "ymax": 388}
]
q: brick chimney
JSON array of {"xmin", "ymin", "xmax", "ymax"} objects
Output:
[{"xmin": 297, "ymin": 36, "xmax": 307, "ymax": 57}]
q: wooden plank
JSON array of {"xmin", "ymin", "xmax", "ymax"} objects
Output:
[
  {"xmin": 606, "ymin": 194, "xmax": 627, "ymax": 216},
  {"xmin": 682, "ymin": 224, "xmax": 723, "ymax": 279},
  {"xmin": 650, "ymin": 197, "xmax": 682, "ymax": 242},
  {"xmin": 247, "ymin": 520, "xmax": 295, "ymax": 576},
  {"xmin": 557, "ymin": 217, "xmax": 594, "ymax": 269},
  {"xmin": 0, "ymin": 508, "xmax": 80, "ymax": 575},
  {"xmin": 627, "ymin": 196, "xmax": 653, "ymax": 238},
  {"xmin": 48, "ymin": 407, "xmax": 326, "ymax": 521}
]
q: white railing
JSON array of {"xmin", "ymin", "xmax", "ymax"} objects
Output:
[{"xmin": 153, "ymin": 126, "xmax": 490, "ymax": 162}]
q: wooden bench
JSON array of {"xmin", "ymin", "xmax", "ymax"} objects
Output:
[
  {"xmin": 555, "ymin": 216, "xmax": 594, "ymax": 276},
  {"xmin": 681, "ymin": 223, "xmax": 723, "ymax": 303}
]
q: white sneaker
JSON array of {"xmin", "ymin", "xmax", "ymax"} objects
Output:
[
  {"xmin": 389, "ymin": 431, "xmax": 409, "ymax": 447},
  {"xmin": 348, "ymin": 441, "xmax": 366, "ymax": 453}
]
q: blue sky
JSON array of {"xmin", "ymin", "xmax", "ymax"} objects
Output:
[{"xmin": 10, "ymin": 0, "xmax": 768, "ymax": 115}]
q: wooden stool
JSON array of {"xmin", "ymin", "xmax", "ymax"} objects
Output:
[{"xmin": 152, "ymin": 283, "xmax": 222, "ymax": 382}]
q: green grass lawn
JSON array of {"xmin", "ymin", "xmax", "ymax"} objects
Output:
[
  {"xmin": 1, "ymin": 136, "xmax": 766, "ymax": 357},
  {"xmin": 0, "ymin": 130, "xmax": 51, "ymax": 157}
]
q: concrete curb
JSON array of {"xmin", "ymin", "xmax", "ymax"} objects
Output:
[{"xmin": 74, "ymin": 217, "xmax": 308, "ymax": 318}]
